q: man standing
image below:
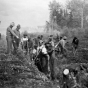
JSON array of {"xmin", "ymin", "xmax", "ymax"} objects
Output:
[
  {"xmin": 6, "ymin": 22, "xmax": 19, "ymax": 54},
  {"xmin": 28, "ymin": 37, "xmax": 34, "ymax": 54},
  {"xmin": 13, "ymin": 24, "xmax": 21, "ymax": 54},
  {"xmin": 58, "ymin": 36, "xmax": 67, "ymax": 57},
  {"xmin": 45, "ymin": 36, "xmax": 55, "ymax": 80},
  {"xmin": 21, "ymin": 33, "xmax": 28, "ymax": 54},
  {"xmin": 72, "ymin": 37, "xmax": 79, "ymax": 56}
]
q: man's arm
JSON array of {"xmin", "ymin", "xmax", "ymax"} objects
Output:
[
  {"xmin": 9, "ymin": 28, "xmax": 18, "ymax": 38},
  {"xmin": 55, "ymin": 41, "xmax": 60, "ymax": 48}
]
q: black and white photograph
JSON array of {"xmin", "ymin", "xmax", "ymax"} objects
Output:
[{"xmin": 0, "ymin": 0, "xmax": 88, "ymax": 88}]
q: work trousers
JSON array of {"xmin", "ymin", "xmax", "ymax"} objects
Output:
[
  {"xmin": 13, "ymin": 39, "xmax": 20, "ymax": 54},
  {"xmin": 49, "ymin": 51, "xmax": 55, "ymax": 80},
  {"xmin": 6, "ymin": 37, "xmax": 13, "ymax": 54}
]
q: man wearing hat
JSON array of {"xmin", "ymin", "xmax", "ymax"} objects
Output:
[
  {"xmin": 6, "ymin": 22, "xmax": 19, "ymax": 54},
  {"xmin": 13, "ymin": 24, "xmax": 21, "ymax": 54}
]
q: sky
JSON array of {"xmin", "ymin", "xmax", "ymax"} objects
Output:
[{"xmin": 0, "ymin": 0, "xmax": 67, "ymax": 34}]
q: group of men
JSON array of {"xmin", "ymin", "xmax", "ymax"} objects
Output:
[
  {"xmin": 6, "ymin": 22, "xmax": 79, "ymax": 81},
  {"xmin": 30, "ymin": 35, "xmax": 69, "ymax": 80},
  {"xmin": 6, "ymin": 22, "xmax": 79, "ymax": 56},
  {"xmin": 6, "ymin": 22, "xmax": 21, "ymax": 54},
  {"xmin": 30, "ymin": 34, "xmax": 79, "ymax": 80}
]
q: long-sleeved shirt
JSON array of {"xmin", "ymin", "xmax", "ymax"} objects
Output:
[
  {"xmin": 13, "ymin": 29, "xmax": 20, "ymax": 41},
  {"xmin": 59, "ymin": 39, "xmax": 67, "ymax": 49},
  {"xmin": 14, "ymin": 29, "xmax": 20, "ymax": 38},
  {"xmin": 13, "ymin": 29, "xmax": 21, "ymax": 42},
  {"xmin": 55, "ymin": 39, "xmax": 66, "ymax": 49},
  {"xmin": 6, "ymin": 26, "xmax": 17, "ymax": 39}
]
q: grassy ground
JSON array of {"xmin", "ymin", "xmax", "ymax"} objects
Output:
[{"xmin": 0, "ymin": 31, "xmax": 88, "ymax": 88}]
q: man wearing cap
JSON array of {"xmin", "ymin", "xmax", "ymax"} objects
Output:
[
  {"xmin": 6, "ymin": 22, "xmax": 19, "ymax": 54},
  {"xmin": 13, "ymin": 24, "xmax": 21, "ymax": 54}
]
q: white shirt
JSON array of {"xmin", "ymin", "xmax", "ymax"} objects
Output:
[
  {"xmin": 33, "ymin": 49, "xmax": 37, "ymax": 54},
  {"xmin": 37, "ymin": 44, "xmax": 44, "ymax": 50},
  {"xmin": 37, "ymin": 45, "xmax": 47, "ymax": 54},
  {"xmin": 22, "ymin": 37, "xmax": 28, "ymax": 41},
  {"xmin": 42, "ymin": 46, "xmax": 47, "ymax": 54},
  {"xmin": 59, "ymin": 39, "xmax": 66, "ymax": 48},
  {"xmin": 21, "ymin": 37, "xmax": 28, "ymax": 44}
]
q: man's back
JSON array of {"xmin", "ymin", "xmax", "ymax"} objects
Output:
[{"xmin": 59, "ymin": 39, "xmax": 66, "ymax": 49}]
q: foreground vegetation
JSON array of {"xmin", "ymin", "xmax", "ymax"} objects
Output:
[{"xmin": 0, "ymin": 28, "xmax": 88, "ymax": 88}]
